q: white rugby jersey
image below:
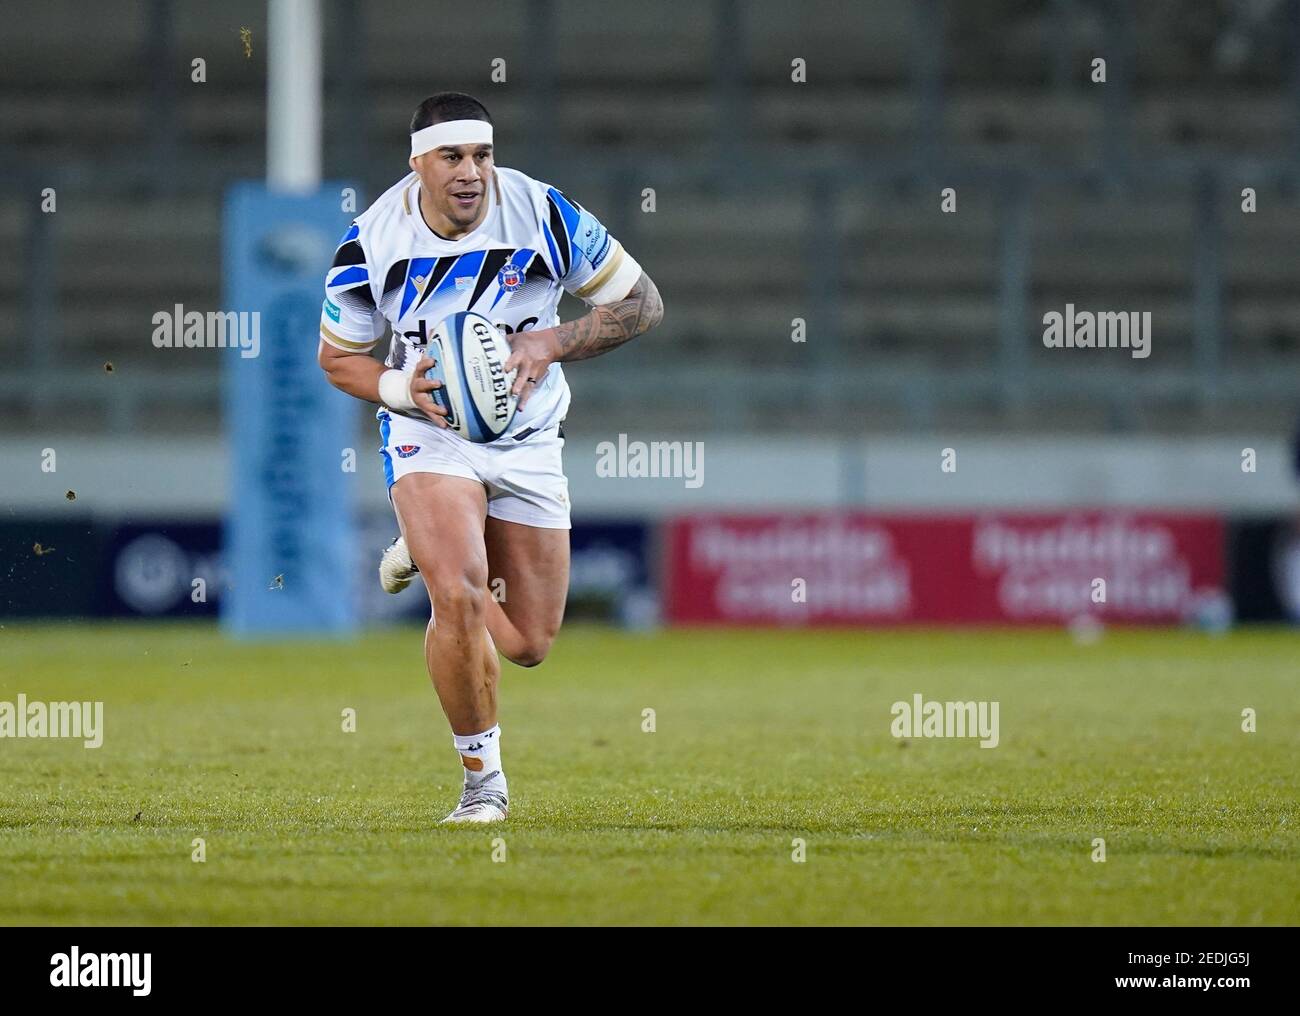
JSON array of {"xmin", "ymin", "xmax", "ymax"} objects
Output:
[{"xmin": 319, "ymin": 166, "xmax": 642, "ymax": 437}]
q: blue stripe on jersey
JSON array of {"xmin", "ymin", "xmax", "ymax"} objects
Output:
[
  {"xmin": 329, "ymin": 265, "xmax": 369, "ymax": 288},
  {"xmin": 546, "ymin": 187, "xmax": 582, "ymax": 264},
  {"xmin": 341, "ymin": 223, "xmax": 359, "ymax": 244},
  {"xmin": 428, "ymin": 249, "xmax": 488, "ymax": 304},
  {"xmin": 399, "ymin": 257, "xmax": 437, "ymax": 318},
  {"xmin": 378, "ymin": 411, "xmax": 395, "ymax": 488}
]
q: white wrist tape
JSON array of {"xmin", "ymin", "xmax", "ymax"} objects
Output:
[{"xmin": 379, "ymin": 368, "xmax": 418, "ymax": 412}]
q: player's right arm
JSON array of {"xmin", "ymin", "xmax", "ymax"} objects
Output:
[
  {"xmin": 316, "ymin": 342, "xmax": 447, "ymax": 427},
  {"xmin": 315, "ymin": 225, "xmax": 447, "ymax": 425}
]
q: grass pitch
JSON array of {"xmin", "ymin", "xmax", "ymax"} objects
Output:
[{"xmin": 0, "ymin": 622, "xmax": 1296, "ymax": 925}]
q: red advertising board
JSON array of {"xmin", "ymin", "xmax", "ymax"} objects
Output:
[{"xmin": 664, "ymin": 512, "xmax": 1225, "ymax": 625}]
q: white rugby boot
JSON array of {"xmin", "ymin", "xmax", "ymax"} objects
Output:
[
  {"xmin": 441, "ymin": 772, "xmax": 509, "ymax": 824},
  {"xmin": 379, "ymin": 535, "xmax": 418, "ymax": 593}
]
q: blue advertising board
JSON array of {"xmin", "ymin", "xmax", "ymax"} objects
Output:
[{"xmin": 221, "ymin": 184, "xmax": 360, "ymax": 636}]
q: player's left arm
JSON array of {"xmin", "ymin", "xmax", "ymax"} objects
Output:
[
  {"xmin": 554, "ymin": 270, "xmax": 664, "ymax": 362},
  {"xmin": 506, "ymin": 190, "xmax": 663, "ymax": 406},
  {"xmin": 507, "ymin": 270, "xmax": 663, "ymax": 404}
]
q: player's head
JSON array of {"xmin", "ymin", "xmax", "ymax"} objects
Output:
[{"xmin": 408, "ymin": 92, "xmax": 495, "ymax": 234}]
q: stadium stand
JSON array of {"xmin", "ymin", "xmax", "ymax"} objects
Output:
[{"xmin": 1, "ymin": 0, "xmax": 1296, "ymax": 436}]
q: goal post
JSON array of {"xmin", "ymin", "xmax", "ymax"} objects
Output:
[{"xmin": 267, "ymin": 0, "xmax": 322, "ymax": 194}]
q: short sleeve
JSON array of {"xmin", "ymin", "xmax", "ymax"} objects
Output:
[
  {"xmin": 320, "ymin": 222, "xmax": 385, "ymax": 352},
  {"xmin": 544, "ymin": 188, "xmax": 643, "ymax": 306}
]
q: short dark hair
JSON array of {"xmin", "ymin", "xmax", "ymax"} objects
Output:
[{"xmin": 409, "ymin": 92, "xmax": 493, "ymax": 134}]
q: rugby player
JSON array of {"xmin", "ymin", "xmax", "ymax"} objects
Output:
[{"xmin": 316, "ymin": 93, "xmax": 663, "ymax": 823}]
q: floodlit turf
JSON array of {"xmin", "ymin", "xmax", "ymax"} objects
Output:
[{"xmin": 0, "ymin": 622, "xmax": 1296, "ymax": 926}]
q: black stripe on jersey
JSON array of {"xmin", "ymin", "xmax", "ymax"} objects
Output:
[
  {"xmin": 412, "ymin": 256, "xmax": 458, "ymax": 315},
  {"xmin": 468, "ymin": 249, "xmax": 515, "ymax": 307},
  {"xmin": 526, "ymin": 253, "xmax": 553, "ymax": 281},
  {"xmin": 383, "ymin": 259, "xmax": 409, "ymax": 298},
  {"xmin": 546, "ymin": 196, "xmax": 571, "ymax": 276},
  {"xmin": 335, "ymin": 281, "xmax": 377, "ymax": 313},
  {"xmin": 331, "ymin": 240, "xmax": 366, "ymax": 268}
]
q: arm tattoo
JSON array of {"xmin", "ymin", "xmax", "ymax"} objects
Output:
[{"xmin": 553, "ymin": 272, "xmax": 664, "ymax": 363}]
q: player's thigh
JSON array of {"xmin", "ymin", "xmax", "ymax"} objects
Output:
[
  {"xmin": 392, "ymin": 472, "xmax": 490, "ymax": 596},
  {"xmin": 484, "ymin": 516, "xmax": 570, "ymax": 639}
]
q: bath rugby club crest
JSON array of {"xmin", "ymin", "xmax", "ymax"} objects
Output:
[
  {"xmin": 395, "ymin": 444, "xmax": 421, "ymax": 458},
  {"xmin": 497, "ymin": 260, "xmax": 524, "ymax": 293}
]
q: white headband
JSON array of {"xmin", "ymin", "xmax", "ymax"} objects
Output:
[{"xmin": 410, "ymin": 119, "xmax": 494, "ymax": 158}]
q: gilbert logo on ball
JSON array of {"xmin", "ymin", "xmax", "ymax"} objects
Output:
[{"xmin": 424, "ymin": 312, "xmax": 518, "ymax": 443}]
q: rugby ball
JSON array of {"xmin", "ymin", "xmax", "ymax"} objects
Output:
[{"xmin": 424, "ymin": 312, "xmax": 518, "ymax": 442}]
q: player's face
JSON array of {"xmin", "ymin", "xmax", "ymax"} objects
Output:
[{"xmin": 410, "ymin": 143, "xmax": 494, "ymax": 235}]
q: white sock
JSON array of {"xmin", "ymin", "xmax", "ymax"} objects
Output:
[{"xmin": 453, "ymin": 725, "xmax": 504, "ymax": 787}]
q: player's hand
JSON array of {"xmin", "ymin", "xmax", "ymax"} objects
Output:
[
  {"xmin": 505, "ymin": 328, "xmax": 561, "ymax": 410},
  {"xmin": 409, "ymin": 356, "xmax": 449, "ymax": 427}
]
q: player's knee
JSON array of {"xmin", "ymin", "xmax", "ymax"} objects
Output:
[
  {"xmin": 508, "ymin": 642, "xmax": 548, "ymax": 668},
  {"xmin": 429, "ymin": 572, "xmax": 488, "ymax": 627},
  {"xmin": 507, "ymin": 627, "xmax": 558, "ymax": 668},
  {"xmin": 509, "ymin": 646, "xmax": 547, "ymax": 668}
]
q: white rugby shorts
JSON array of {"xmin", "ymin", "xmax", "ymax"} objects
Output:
[{"xmin": 377, "ymin": 409, "xmax": 571, "ymax": 530}]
